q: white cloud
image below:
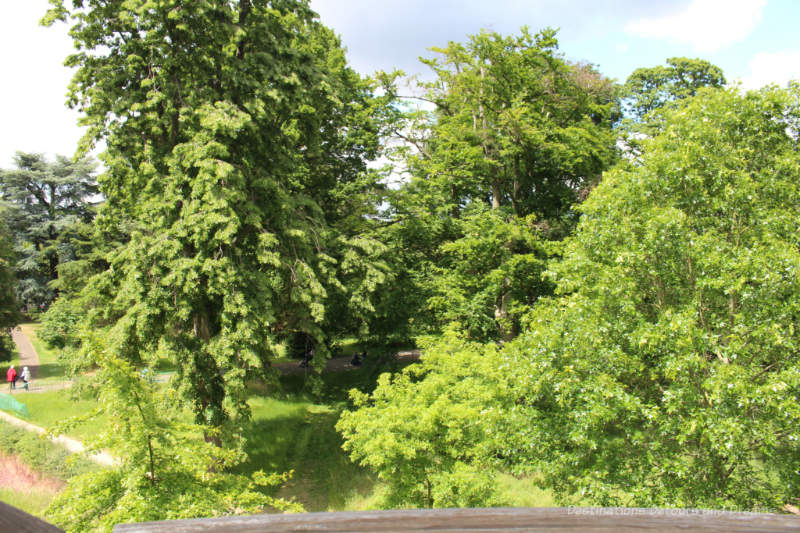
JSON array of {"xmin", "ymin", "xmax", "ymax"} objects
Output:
[
  {"xmin": 625, "ymin": 0, "xmax": 766, "ymax": 52},
  {"xmin": 737, "ymin": 50, "xmax": 800, "ymax": 89}
]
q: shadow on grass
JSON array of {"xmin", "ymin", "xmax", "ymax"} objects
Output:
[
  {"xmin": 34, "ymin": 361, "xmax": 68, "ymax": 381},
  {"xmin": 279, "ymin": 351, "xmax": 417, "ymax": 404},
  {"xmin": 238, "ymin": 407, "xmax": 377, "ymax": 512},
  {"xmin": 237, "ymin": 352, "xmax": 416, "ymax": 511}
]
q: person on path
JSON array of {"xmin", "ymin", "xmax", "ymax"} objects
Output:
[
  {"xmin": 6, "ymin": 365, "xmax": 17, "ymax": 391},
  {"xmin": 20, "ymin": 366, "xmax": 30, "ymax": 391}
]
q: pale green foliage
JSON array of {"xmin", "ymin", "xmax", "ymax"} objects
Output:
[
  {"xmin": 501, "ymin": 85, "xmax": 800, "ymax": 509},
  {"xmin": 337, "ymin": 331, "xmax": 510, "ymax": 508},
  {"xmin": 46, "ymin": 342, "xmax": 301, "ymax": 532}
]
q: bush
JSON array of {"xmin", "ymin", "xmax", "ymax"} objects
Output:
[
  {"xmin": 0, "ymin": 332, "xmax": 14, "ymax": 363},
  {"xmin": 39, "ymin": 298, "xmax": 83, "ymax": 350},
  {"xmin": 0, "ymin": 421, "xmax": 97, "ymax": 481}
]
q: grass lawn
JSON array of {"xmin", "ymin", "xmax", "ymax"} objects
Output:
[
  {"xmin": 7, "ymin": 390, "xmax": 108, "ymax": 441},
  {"xmin": 3, "ymin": 330, "xmax": 558, "ymax": 513},
  {"xmin": 0, "ymin": 486, "xmax": 59, "ymax": 516},
  {"xmin": 240, "ymin": 353, "xmax": 557, "ymax": 511}
]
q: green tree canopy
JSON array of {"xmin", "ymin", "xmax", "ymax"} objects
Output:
[
  {"xmin": 623, "ymin": 57, "xmax": 725, "ymax": 122},
  {"xmin": 0, "ymin": 219, "xmax": 21, "ymax": 361},
  {"xmin": 0, "ymin": 152, "xmax": 98, "ymax": 308},
  {"xmin": 501, "ymin": 84, "xmax": 800, "ymax": 509},
  {"xmin": 341, "ymin": 84, "xmax": 800, "ymax": 512},
  {"xmin": 385, "ymin": 28, "xmax": 618, "ymax": 340},
  {"xmin": 45, "ymin": 0, "xmax": 394, "ymax": 441}
]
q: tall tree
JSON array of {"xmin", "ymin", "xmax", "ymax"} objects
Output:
[
  {"xmin": 341, "ymin": 84, "xmax": 800, "ymax": 512},
  {"xmin": 623, "ymin": 57, "xmax": 725, "ymax": 122},
  {"xmin": 0, "ymin": 219, "xmax": 21, "ymax": 362},
  {"xmin": 386, "ymin": 28, "xmax": 618, "ymax": 339},
  {"xmin": 44, "ymin": 0, "xmax": 393, "ymax": 441},
  {"xmin": 0, "ymin": 152, "xmax": 98, "ymax": 308},
  {"xmin": 500, "ymin": 85, "xmax": 800, "ymax": 509}
]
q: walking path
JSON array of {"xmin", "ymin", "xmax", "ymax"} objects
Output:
[
  {"xmin": 11, "ymin": 326, "xmax": 39, "ymax": 378},
  {"xmin": 0, "ymin": 409, "xmax": 116, "ymax": 467},
  {"xmin": 3, "ymin": 328, "xmax": 116, "ymax": 466}
]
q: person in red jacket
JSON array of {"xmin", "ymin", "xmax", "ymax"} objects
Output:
[{"xmin": 7, "ymin": 365, "xmax": 17, "ymax": 391}]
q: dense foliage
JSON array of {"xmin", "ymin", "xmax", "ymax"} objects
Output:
[
  {"xmin": 0, "ymin": 220, "xmax": 21, "ymax": 361},
  {"xmin": 338, "ymin": 331, "xmax": 511, "ymax": 507},
  {"xmin": 341, "ymin": 85, "xmax": 800, "ymax": 511},
  {"xmin": 0, "ymin": 153, "xmax": 98, "ymax": 309},
  {"xmin": 31, "ymin": 0, "xmax": 800, "ymax": 521},
  {"xmin": 506, "ymin": 85, "xmax": 800, "ymax": 509},
  {"xmin": 46, "ymin": 349, "xmax": 300, "ymax": 532},
  {"xmin": 45, "ymin": 0, "xmax": 394, "ymax": 438},
  {"xmin": 384, "ymin": 28, "xmax": 618, "ymax": 340},
  {"xmin": 623, "ymin": 57, "xmax": 726, "ymax": 122}
]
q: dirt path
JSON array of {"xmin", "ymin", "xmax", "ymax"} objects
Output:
[{"xmin": 11, "ymin": 327, "xmax": 39, "ymax": 378}]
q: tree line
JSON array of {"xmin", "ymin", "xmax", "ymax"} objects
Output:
[{"xmin": 0, "ymin": 0, "xmax": 797, "ymax": 528}]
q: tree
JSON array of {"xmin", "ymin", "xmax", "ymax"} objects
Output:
[
  {"xmin": 0, "ymin": 152, "xmax": 98, "ymax": 309},
  {"xmin": 39, "ymin": 215, "xmax": 131, "ymax": 351},
  {"xmin": 46, "ymin": 344, "xmax": 300, "ymax": 532},
  {"xmin": 386, "ymin": 28, "xmax": 618, "ymax": 340},
  {"xmin": 44, "ymin": 0, "xmax": 394, "ymax": 442},
  {"xmin": 341, "ymin": 84, "xmax": 800, "ymax": 512},
  {"xmin": 623, "ymin": 57, "xmax": 725, "ymax": 122},
  {"xmin": 498, "ymin": 85, "xmax": 800, "ymax": 510},
  {"xmin": 0, "ymin": 219, "xmax": 21, "ymax": 362},
  {"xmin": 337, "ymin": 330, "xmax": 510, "ymax": 508}
]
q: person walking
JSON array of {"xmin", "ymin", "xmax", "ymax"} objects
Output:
[
  {"xmin": 20, "ymin": 366, "xmax": 30, "ymax": 391},
  {"xmin": 6, "ymin": 365, "xmax": 17, "ymax": 391}
]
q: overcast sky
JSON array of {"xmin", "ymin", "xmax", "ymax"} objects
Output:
[{"xmin": 1, "ymin": 0, "xmax": 799, "ymax": 168}]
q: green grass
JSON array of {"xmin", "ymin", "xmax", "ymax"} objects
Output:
[
  {"xmin": 5, "ymin": 331, "xmax": 559, "ymax": 513},
  {"xmin": 240, "ymin": 361, "xmax": 387, "ymax": 512},
  {"xmin": 0, "ymin": 486, "xmax": 59, "ymax": 516},
  {"xmin": 243, "ymin": 395, "xmax": 377, "ymax": 512},
  {"xmin": 9, "ymin": 390, "xmax": 109, "ymax": 441},
  {"xmin": 496, "ymin": 474, "xmax": 557, "ymax": 507}
]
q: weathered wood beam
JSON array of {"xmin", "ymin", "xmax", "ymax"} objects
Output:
[
  {"xmin": 0, "ymin": 501, "xmax": 63, "ymax": 533},
  {"xmin": 113, "ymin": 507, "xmax": 800, "ymax": 532}
]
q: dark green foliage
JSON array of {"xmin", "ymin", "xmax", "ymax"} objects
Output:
[
  {"xmin": 0, "ymin": 153, "xmax": 98, "ymax": 309},
  {"xmin": 0, "ymin": 220, "xmax": 21, "ymax": 360},
  {"xmin": 0, "ymin": 335, "xmax": 13, "ymax": 363}
]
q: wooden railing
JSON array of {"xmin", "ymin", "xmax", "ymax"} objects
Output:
[
  {"xmin": 5, "ymin": 501, "xmax": 800, "ymax": 532},
  {"xmin": 111, "ymin": 507, "xmax": 800, "ymax": 532},
  {"xmin": 0, "ymin": 501, "xmax": 63, "ymax": 533}
]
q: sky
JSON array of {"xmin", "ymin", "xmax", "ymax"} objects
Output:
[{"xmin": 1, "ymin": 0, "xmax": 799, "ymax": 168}]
